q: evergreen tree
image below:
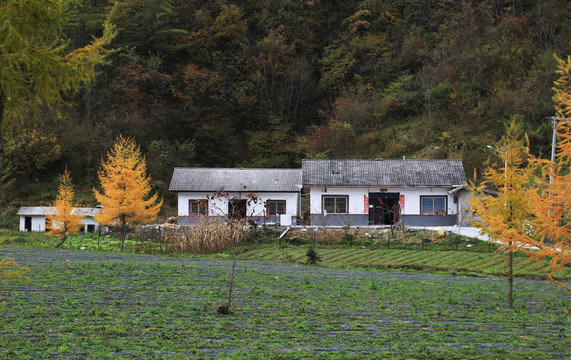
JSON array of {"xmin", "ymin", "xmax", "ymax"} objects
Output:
[
  {"xmin": 469, "ymin": 120, "xmax": 536, "ymax": 308},
  {"xmin": 46, "ymin": 170, "xmax": 82, "ymax": 248},
  {"xmin": 94, "ymin": 136, "xmax": 162, "ymax": 250},
  {"xmin": 0, "ymin": 0, "xmax": 115, "ymax": 180},
  {"xmin": 502, "ymin": 55, "xmax": 571, "ymax": 287}
]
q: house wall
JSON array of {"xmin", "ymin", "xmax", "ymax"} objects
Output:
[
  {"xmin": 80, "ymin": 217, "xmax": 108, "ymax": 233},
  {"xmin": 19, "ymin": 215, "xmax": 46, "ymax": 232},
  {"xmin": 457, "ymin": 189, "xmax": 479, "ymax": 226},
  {"xmin": 19, "ymin": 215, "xmax": 106, "ymax": 233},
  {"xmin": 177, "ymin": 191, "xmax": 300, "ymax": 225},
  {"xmin": 308, "ymin": 186, "xmax": 459, "ymax": 226}
]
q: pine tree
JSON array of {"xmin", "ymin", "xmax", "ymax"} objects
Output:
[
  {"xmin": 520, "ymin": 120, "xmax": 571, "ymax": 286},
  {"xmin": 469, "ymin": 119, "xmax": 536, "ymax": 308},
  {"xmin": 503, "ymin": 55, "xmax": 571, "ymax": 287},
  {"xmin": 94, "ymin": 136, "xmax": 162, "ymax": 250},
  {"xmin": 0, "ymin": 0, "xmax": 115, "ymax": 176},
  {"xmin": 0, "ymin": 257, "xmax": 30, "ymax": 282},
  {"xmin": 46, "ymin": 169, "xmax": 82, "ymax": 247}
]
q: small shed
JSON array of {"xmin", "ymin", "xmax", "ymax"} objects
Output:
[
  {"xmin": 17, "ymin": 207, "xmax": 49, "ymax": 232},
  {"xmin": 17, "ymin": 207, "xmax": 106, "ymax": 233}
]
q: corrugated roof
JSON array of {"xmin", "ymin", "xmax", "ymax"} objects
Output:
[
  {"xmin": 17, "ymin": 207, "xmax": 101, "ymax": 216},
  {"xmin": 302, "ymin": 159, "xmax": 466, "ymax": 187},
  {"xmin": 169, "ymin": 168, "xmax": 303, "ymax": 192}
]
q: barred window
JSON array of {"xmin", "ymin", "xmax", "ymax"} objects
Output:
[
  {"xmin": 323, "ymin": 196, "xmax": 348, "ymax": 214},
  {"xmin": 267, "ymin": 200, "xmax": 286, "ymax": 216}
]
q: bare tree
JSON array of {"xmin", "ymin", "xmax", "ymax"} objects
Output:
[{"xmin": 209, "ymin": 189, "xmax": 259, "ymax": 314}]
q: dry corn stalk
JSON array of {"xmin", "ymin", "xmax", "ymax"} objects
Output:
[{"xmin": 161, "ymin": 218, "xmax": 246, "ymax": 254}]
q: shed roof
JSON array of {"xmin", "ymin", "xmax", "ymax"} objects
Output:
[
  {"xmin": 17, "ymin": 207, "xmax": 101, "ymax": 217},
  {"xmin": 302, "ymin": 159, "xmax": 466, "ymax": 187},
  {"xmin": 169, "ymin": 168, "xmax": 303, "ymax": 192}
]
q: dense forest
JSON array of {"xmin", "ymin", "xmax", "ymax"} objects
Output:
[{"xmin": 1, "ymin": 0, "xmax": 570, "ymax": 212}]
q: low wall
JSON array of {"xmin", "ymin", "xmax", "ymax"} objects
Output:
[{"xmin": 308, "ymin": 215, "xmax": 458, "ymax": 227}]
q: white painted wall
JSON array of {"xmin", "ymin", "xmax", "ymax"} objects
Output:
[
  {"xmin": 309, "ymin": 186, "xmax": 458, "ymax": 215},
  {"xmin": 177, "ymin": 191, "xmax": 300, "ymax": 218},
  {"xmin": 19, "ymin": 215, "xmax": 104, "ymax": 233},
  {"xmin": 19, "ymin": 215, "xmax": 46, "ymax": 232}
]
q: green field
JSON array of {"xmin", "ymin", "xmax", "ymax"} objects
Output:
[
  {"xmin": 1, "ymin": 244, "xmax": 569, "ymax": 359},
  {"xmin": 238, "ymin": 244, "xmax": 571, "ymax": 282}
]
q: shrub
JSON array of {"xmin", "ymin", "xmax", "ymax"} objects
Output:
[{"xmin": 306, "ymin": 248, "xmax": 321, "ymax": 265}]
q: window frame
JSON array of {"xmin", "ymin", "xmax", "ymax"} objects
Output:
[
  {"xmin": 420, "ymin": 196, "xmax": 447, "ymax": 215},
  {"xmin": 266, "ymin": 200, "xmax": 286, "ymax": 216},
  {"xmin": 322, "ymin": 195, "xmax": 349, "ymax": 214},
  {"xmin": 189, "ymin": 199, "xmax": 208, "ymax": 216}
]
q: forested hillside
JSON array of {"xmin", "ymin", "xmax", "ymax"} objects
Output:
[{"xmin": 2, "ymin": 0, "xmax": 569, "ymax": 210}]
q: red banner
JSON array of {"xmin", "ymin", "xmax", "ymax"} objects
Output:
[
  {"xmin": 364, "ymin": 195, "xmax": 369, "ymax": 214},
  {"xmin": 400, "ymin": 195, "xmax": 405, "ymax": 213}
]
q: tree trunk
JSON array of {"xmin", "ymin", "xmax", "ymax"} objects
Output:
[
  {"xmin": 226, "ymin": 222, "xmax": 238, "ymax": 311},
  {"xmin": 55, "ymin": 224, "xmax": 67, "ymax": 248},
  {"xmin": 508, "ymin": 244, "xmax": 514, "ymax": 309},
  {"xmin": 121, "ymin": 214, "xmax": 126, "ymax": 251},
  {"xmin": 0, "ymin": 95, "xmax": 5, "ymax": 180}
]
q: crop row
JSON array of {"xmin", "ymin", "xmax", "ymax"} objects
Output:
[{"xmin": 1, "ymin": 246, "xmax": 569, "ymax": 359}]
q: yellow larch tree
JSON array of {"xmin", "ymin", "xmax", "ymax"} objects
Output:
[
  {"xmin": 503, "ymin": 55, "xmax": 571, "ymax": 287},
  {"xmin": 469, "ymin": 119, "xmax": 536, "ymax": 308},
  {"xmin": 94, "ymin": 136, "xmax": 162, "ymax": 250},
  {"xmin": 1, "ymin": 257, "xmax": 30, "ymax": 282},
  {"xmin": 46, "ymin": 169, "xmax": 82, "ymax": 247}
]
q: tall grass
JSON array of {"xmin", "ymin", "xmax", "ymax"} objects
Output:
[{"xmin": 160, "ymin": 219, "xmax": 244, "ymax": 254}]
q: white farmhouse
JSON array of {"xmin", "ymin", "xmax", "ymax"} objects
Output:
[
  {"xmin": 17, "ymin": 207, "xmax": 106, "ymax": 233},
  {"xmin": 169, "ymin": 168, "xmax": 303, "ymax": 225},
  {"xmin": 302, "ymin": 159, "xmax": 468, "ymax": 226}
]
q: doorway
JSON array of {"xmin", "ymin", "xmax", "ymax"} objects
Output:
[
  {"xmin": 24, "ymin": 217, "xmax": 32, "ymax": 232},
  {"xmin": 228, "ymin": 199, "xmax": 247, "ymax": 219},
  {"xmin": 368, "ymin": 193, "xmax": 400, "ymax": 225}
]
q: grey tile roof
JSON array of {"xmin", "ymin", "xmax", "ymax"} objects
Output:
[
  {"xmin": 302, "ymin": 159, "xmax": 466, "ymax": 187},
  {"xmin": 169, "ymin": 168, "xmax": 303, "ymax": 192},
  {"xmin": 16, "ymin": 207, "xmax": 51, "ymax": 216},
  {"xmin": 17, "ymin": 207, "xmax": 101, "ymax": 216}
]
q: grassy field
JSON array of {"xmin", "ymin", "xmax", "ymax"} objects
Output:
[
  {"xmin": 1, "ymin": 244, "xmax": 570, "ymax": 359},
  {"xmin": 3, "ymin": 227, "xmax": 570, "ymax": 282},
  {"xmin": 237, "ymin": 244, "xmax": 571, "ymax": 282}
]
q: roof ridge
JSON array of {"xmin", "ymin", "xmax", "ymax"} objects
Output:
[
  {"xmin": 302, "ymin": 159, "xmax": 463, "ymax": 161},
  {"xmin": 175, "ymin": 167, "xmax": 301, "ymax": 170}
]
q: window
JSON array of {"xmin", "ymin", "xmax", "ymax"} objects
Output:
[
  {"xmin": 323, "ymin": 196, "xmax": 348, "ymax": 214},
  {"xmin": 267, "ymin": 200, "xmax": 286, "ymax": 216},
  {"xmin": 189, "ymin": 199, "xmax": 208, "ymax": 216},
  {"xmin": 421, "ymin": 196, "xmax": 447, "ymax": 215}
]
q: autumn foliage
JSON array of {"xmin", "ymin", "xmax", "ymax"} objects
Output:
[
  {"xmin": 46, "ymin": 169, "xmax": 82, "ymax": 248},
  {"xmin": 94, "ymin": 136, "xmax": 162, "ymax": 250},
  {"xmin": 518, "ymin": 120, "xmax": 571, "ymax": 286},
  {"xmin": 469, "ymin": 120, "xmax": 536, "ymax": 307},
  {"xmin": 0, "ymin": 257, "xmax": 30, "ymax": 282},
  {"xmin": 502, "ymin": 56, "xmax": 571, "ymax": 286},
  {"xmin": 471, "ymin": 56, "xmax": 571, "ymax": 289}
]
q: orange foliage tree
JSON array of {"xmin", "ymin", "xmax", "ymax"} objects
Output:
[
  {"xmin": 46, "ymin": 169, "xmax": 82, "ymax": 248},
  {"xmin": 469, "ymin": 120, "xmax": 536, "ymax": 308},
  {"xmin": 503, "ymin": 56, "xmax": 571, "ymax": 286},
  {"xmin": 94, "ymin": 136, "xmax": 162, "ymax": 250},
  {"xmin": 1, "ymin": 257, "xmax": 30, "ymax": 282}
]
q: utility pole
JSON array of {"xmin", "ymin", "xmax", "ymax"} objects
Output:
[{"xmin": 546, "ymin": 116, "xmax": 569, "ymax": 184}]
